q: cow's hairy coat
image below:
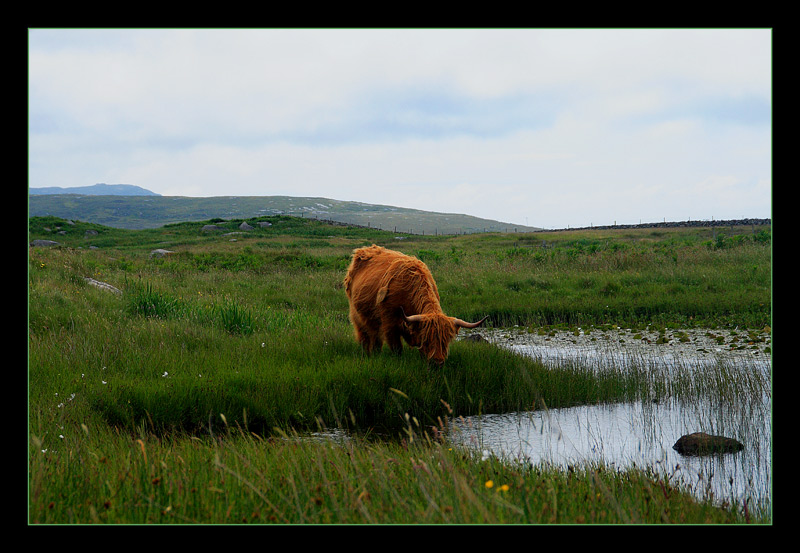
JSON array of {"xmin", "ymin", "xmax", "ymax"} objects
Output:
[{"xmin": 343, "ymin": 245, "xmax": 484, "ymax": 364}]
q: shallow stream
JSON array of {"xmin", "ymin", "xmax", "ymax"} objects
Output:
[{"xmin": 450, "ymin": 326, "xmax": 772, "ymax": 515}]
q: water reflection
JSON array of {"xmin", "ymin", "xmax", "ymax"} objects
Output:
[{"xmin": 451, "ymin": 330, "xmax": 772, "ymax": 515}]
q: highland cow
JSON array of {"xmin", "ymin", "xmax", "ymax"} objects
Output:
[{"xmin": 343, "ymin": 245, "xmax": 486, "ymax": 364}]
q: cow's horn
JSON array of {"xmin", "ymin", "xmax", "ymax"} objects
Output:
[
  {"xmin": 454, "ymin": 315, "xmax": 488, "ymax": 329},
  {"xmin": 400, "ymin": 306, "xmax": 424, "ymax": 323}
]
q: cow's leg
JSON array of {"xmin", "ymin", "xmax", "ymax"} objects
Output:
[
  {"xmin": 361, "ymin": 328, "xmax": 381, "ymax": 354},
  {"xmin": 383, "ymin": 325, "xmax": 403, "ymax": 355},
  {"xmin": 351, "ymin": 308, "xmax": 381, "ymax": 354}
]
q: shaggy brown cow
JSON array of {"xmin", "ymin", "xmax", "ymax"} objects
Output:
[{"xmin": 344, "ymin": 245, "xmax": 486, "ymax": 364}]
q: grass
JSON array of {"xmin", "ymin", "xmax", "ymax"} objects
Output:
[
  {"xmin": 28, "ymin": 215, "xmax": 771, "ymax": 524},
  {"xmin": 28, "ymin": 423, "xmax": 760, "ymax": 524}
]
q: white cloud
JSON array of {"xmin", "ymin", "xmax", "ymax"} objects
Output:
[{"xmin": 28, "ymin": 28, "xmax": 771, "ymax": 228}]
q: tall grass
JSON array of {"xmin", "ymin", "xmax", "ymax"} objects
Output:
[
  {"xmin": 433, "ymin": 237, "xmax": 770, "ymax": 328},
  {"xmin": 28, "ymin": 216, "xmax": 771, "ymax": 524},
  {"xmin": 28, "ymin": 420, "xmax": 762, "ymax": 524}
]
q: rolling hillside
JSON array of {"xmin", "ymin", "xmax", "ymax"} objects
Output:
[
  {"xmin": 27, "ymin": 194, "xmax": 542, "ymax": 235},
  {"xmin": 29, "ymin": 183, "xmax": 159, "ymax": 196}
]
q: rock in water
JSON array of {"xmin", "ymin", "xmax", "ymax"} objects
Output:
[{"xmin": 673, "ymin": 432, "xmax": 744, "ymax": 455}]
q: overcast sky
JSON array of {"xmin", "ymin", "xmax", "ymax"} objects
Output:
[{"xmin": 28, "ymin": 28, "xmax": 771, "ymax": 228}]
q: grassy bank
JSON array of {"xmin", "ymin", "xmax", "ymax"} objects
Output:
[
  {"xmin": 29, "ymin": 424, "xmax": 760, "ymax": 524},
  {"xmin": 28, "ymin": 215, "xmax": 771, "ymax": 524}
]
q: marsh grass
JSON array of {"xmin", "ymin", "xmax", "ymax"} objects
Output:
[
  {"xmin": 28, "ymin": 419, "xmax": 761, "ymax": 524},
  {"xmin": 126, "ymin": 282, "xmax": 186, "ymax": 319},
  {"xmin": 28, "ymin": 216, "xmax": 771, "ymax": 524},
  {"xmin": 211, "ymin": 298, "xmax": 257, "ymax": 335},
  {"xmin": 460, "ymin": 331, "xmax": 772, "ymax": 516}
]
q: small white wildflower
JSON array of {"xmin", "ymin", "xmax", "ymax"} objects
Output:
[
  {"xmin": 57, "ymin": 403, "xmax": 64, "ymax": 408},
  {"xmin": 162, "ymin": 371, "xmax": 168, "ymax": 377},
  {"xmin": 59, "ymin": 434, "xmax": 64, "ymax": 439},
  {"xmin": 102, "ymin": 380, "xmax": 107, "ymax": 385}
]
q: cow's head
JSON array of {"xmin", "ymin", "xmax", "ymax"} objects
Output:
[{"xmin": 402, "ymin": 309, "xmax": 487, "ymax": 364}]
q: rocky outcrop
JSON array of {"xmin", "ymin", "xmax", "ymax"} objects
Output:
[
  {"xmin": 83, "ymin": 277, "xmax": 122, "ymax": 295},
  {"xmin": 673, "ymin": 432, "xmax": 744, "ymax": 456},
  {"xmin": 30, "ymin": 239, "xmax": 60, "ymax": 247},
  {"xmin": 150, "ymin": 249, "xmax": 175, "ymax": 257}
]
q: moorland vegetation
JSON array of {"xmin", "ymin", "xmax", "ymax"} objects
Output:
[{"xmin": 28, "ymin": 215, "xmax": 771, "ymax": 524}]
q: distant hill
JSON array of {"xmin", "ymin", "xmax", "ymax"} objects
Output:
[
  {"xmin": 27, "ymin": 194, "xmax": 541, "ymax": 235},
  {"xmin": 29, "ymin": 183, "xmax": 160, "ymax": 196}
]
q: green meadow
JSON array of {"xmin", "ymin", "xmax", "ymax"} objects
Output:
[{"xmin": 28, "ymin": 215, "xmax": 771, "ymax": 524}]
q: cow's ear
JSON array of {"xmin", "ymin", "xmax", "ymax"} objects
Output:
[{"xmin": 376, "ymin": 286, "xmax": 388, "ymax": 303}]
